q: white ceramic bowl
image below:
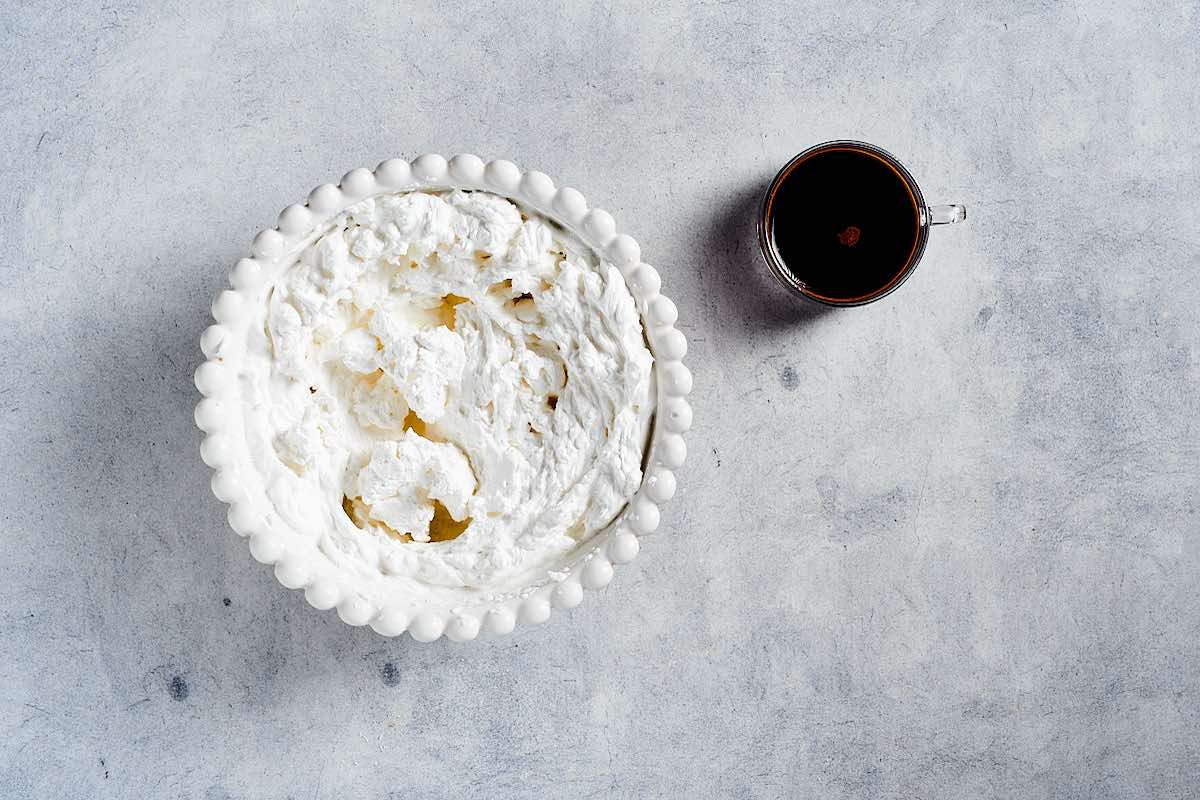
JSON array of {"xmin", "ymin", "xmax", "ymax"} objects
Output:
[{"xmin": 194, "ymin": 154, "xmax": 691, "ymax": 642}]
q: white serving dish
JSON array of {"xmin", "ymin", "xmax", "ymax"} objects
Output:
[{"xmin": 194, "ymin": 154, "xmax": 691, "ymax": 642}]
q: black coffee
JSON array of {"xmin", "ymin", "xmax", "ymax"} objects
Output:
[{"xmin": 766, "ymin": 146, "xmax": 921, "ymax": 303}]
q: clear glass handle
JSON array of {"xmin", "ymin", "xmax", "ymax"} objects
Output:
[{"xmin": 926, "ymin": 204, "xmax": 967, "ymax": 225}]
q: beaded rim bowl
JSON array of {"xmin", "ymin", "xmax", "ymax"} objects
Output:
[{"xmin": 194, "ymin": 154, "xmax": 691, "ymax": 642}]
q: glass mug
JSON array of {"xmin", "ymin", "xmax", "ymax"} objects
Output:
[{"xmin": 758, "ymin": 140, "xmax": 966, "ymax": 306}]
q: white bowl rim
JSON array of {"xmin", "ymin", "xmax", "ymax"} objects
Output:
[{"xmin": 194, "ymin": 154, "xmax": 691, "ymax": 643}]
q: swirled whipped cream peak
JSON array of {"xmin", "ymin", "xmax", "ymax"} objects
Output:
[{"xmin": 239, "ymin": 189, "xmax": 655, "ymax": 595}]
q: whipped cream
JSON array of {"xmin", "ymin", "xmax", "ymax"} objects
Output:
[{"xmin": 238, "ymin": 189, "xmax": 655, "ymax": 595}]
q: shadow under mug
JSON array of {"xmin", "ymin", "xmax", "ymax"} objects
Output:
[{"xmin": 758, "ymin": 140, "xmax": 966, "ymax": 307}]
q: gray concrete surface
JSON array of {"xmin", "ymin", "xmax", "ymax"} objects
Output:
[{"xmin": 3, "ymin": 1, "xmax": 1199, "ymax": 798}]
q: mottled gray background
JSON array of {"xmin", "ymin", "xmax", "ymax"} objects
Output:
[{"xmin": 2, "ymin": 1, "xmax": 1198, "ymax": 798}]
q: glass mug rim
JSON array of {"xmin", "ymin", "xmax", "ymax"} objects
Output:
[{"xmin": 758, "ymin": 140, "xmax": 940, "ymax": 307}]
